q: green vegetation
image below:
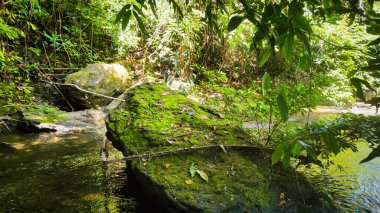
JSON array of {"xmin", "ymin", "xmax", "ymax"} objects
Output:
[{"xmin": 1, "ymin": 0, "xmax": 380, "ymax": 210}]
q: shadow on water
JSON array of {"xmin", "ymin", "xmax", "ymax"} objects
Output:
[{"xmin": 0, "ymin": 131, "xmax": 156, "ymax": 212}]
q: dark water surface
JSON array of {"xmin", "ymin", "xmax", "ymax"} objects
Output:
[{"xmin": 0, "ymin": 131, "xmax": 138, "ymax": 212}]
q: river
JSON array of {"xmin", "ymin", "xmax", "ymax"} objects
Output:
[
  {"xmin": 0, "ymin": 108, "xmax": 379, "ymax": 212},
  {"xmin": 0, "ymin": 131, "xmax": 141, "ymax": 212}
]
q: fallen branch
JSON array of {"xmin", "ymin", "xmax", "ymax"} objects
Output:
[
  {"xmin": 103, "ymin": 144, "xmax": 273, "ymax": 164},
  {"xmin": 41, "ymin": 80, "xmax": 125, "ymax": 102}
]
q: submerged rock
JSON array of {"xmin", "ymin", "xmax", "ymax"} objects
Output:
[
  {"xmin": 106, "ymin": 83, "xmax": 335, "ymax": 212},
  {"xmin": 65, "ymin": 63, "xmax": 131, "ymax": 109}
]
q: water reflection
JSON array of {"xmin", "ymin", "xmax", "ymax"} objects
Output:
[
  {"xmin": 299, "ymin": 143, "xmax": 380, "ymax": 212},
  {"xmin": 0, "ymin": 131, "xmax": 136, "ymax": 212}
]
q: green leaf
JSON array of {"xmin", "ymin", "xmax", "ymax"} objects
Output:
[
  {"xmin": 115, "ymin": 4, "xmax": 131, "ymax": 24},
  {"xmin": 227, "ymin": 16, "xmax": 244, "ymax": 32},
  {"xmin": 368, "ymin": 37, "xmax": 380, "ymax": 46},
  {"xmin": 196, "ymin": 170, "xmax": 209, "ymax": 182},
  {"xmin": 350, "ymin": 78, "xmax": 365, "ymax": 101},
  {"xmin": 189, "ymin": 163, "xmax": 197, "ymax": 177},
  {"xmin": 271, "ymin": 143, "xmax": 284, "ymax": 165},
  {"xmin": 297, "ymin": 30, "xmax": 311, "ymax": 56},
  {"xmin": 283, "ymin": 33, "xmax": 294, "ymax": 60},
  {"xmin": 121, "ymin": 10, "xmax": 132, "ymax": 31},
  {"xmin": 350, "ymin": 78, "xmax": 376, "ymax": 101},
  {"xmin": 133, "ymin": 5, "xmax": 146, "ymax": 18},
  {"xmin": 292, "ymin": 141, "xmax": 302, "ymax": 156},
  {"xmin": 282, "ymin": 142, "xmax": 292, "ymax": 169},
  {"xmin": 133, "ymin": 11, "xmax": 148, "ymax": 36},
  {"xmin": 321, "ymin": 130, "xmax": 339, "ymax": 155},
  {"xmin": 262, "ymin": 72, "xmax": 271, "ymax": 96},
  {"xmin": 299, "ymin": 54, "xmax": 311, "ymax": 70},
  {"xmin": 277, "ymin": 94, "xmax": 289, "ymax": 121},
  {"xmin": 360, "ymin": 146, "xmax": 380, "ymax": 164},
  {"xmin": 259, "ymin": 48, "xmax": 271, "ymax": 68},
  {"xmin": 298, "ymin": 140, "xmax": 317, "ymax": 160}
]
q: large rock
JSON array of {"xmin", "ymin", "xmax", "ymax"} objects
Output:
[
  {"xmin": 106, "ymin": 83, "xmax": 335, "ymax": 212},
  {"xmin": 65, "ymin": 64, "xmax": 131, "ymax": 109}
]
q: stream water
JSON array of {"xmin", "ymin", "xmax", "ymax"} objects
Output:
[
  {"xmin": 0, "ymin": 130, "xmax": 140, "ymax": 212},
  {"xmin": 0, "ymin": 108, "xmax": 379, "ymax": 212}
]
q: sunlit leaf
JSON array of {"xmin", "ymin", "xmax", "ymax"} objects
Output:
[
  {"xmin": 272, "ymin": 143, "xmax": 284, "ymax": 165},
  {"xmin": 262, "ymin": 72, "xmax": 271, "ymax": 96},
  {"xmin": 259, "ymin": 48, "xmax": 271, "ymax": 68},
  {"xmin": 189, "ymin": 163, "xmax": 196, "ymax": 177},
  {"xmin": 196, "ymin": 170, "xmax": 209, "ymax": 182},
  {"xmin": 283, "ymin": 33, "xmax": 294, "ymax": 60},
  {"xmin": 185, "ymin": 179, "xmax": 193, "ymax": 184},
  {"xmin": 292, "ymin": 141, "xmax": 302, "ymax": 156},
  {"xmin": 282, "ymin": 142, "xmax": 292, "ymax": 169}
]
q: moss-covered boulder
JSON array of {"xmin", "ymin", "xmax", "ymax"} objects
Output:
[
  {"xmin": 106, "ymin": 83, "xmax": 334, "ymax": 212},
  {"xmin": 65, "ymin": 63, "xmax": 131, "ymax": 109}
]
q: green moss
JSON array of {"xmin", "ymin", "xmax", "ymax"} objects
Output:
[
  {"xmin": 107, "ymin": 83, "xmax": 254, "ymax": 155},
  {"xmin": 106, "ymin": 83, "xmax": 336, "ymax": 212},
  {"xmin": 18, "ymin": 105, "xmax": 68, "ymax": 124},
  {"xmin": 133, "ymin": 150, "xmax": 272, "ymax": 212}
]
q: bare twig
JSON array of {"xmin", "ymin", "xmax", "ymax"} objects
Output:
[
  {"xmin": 40, "ymin": 80, "xmax": 125, "ymax": 101},
  {"xmin": 104, "ymin": 144, "xmax": 273, "ymax": 164}
]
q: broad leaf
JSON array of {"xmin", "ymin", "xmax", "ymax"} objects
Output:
[
  {"xmin": 227, "ymin": 16, "xmax": 244, "ymax": 32},
  {"xmin": 282, "ymin": 142, "xmax": 292, "ymax": 169},
  {"xmin": 115, "ymin": 4, "xmax": 131, "ymax": 24},
  {"xmin": 196, "ymin": 170, "xmax": 209, "ymax": 182},
  {"xmin": 283, "ymin": 33, "xmax": 294, "ymax": 60},
  {"xmin": 189, "ymin": 163, "xmax": 196, "ymax": 177},
  {"xmin": 350, "ymin": 78, "xmax": 365, "ymax": 101},
  {"xmin": 321, "ymin": 130, "xmax": 339, "ymax": 155},
  {"xmin": 350, "ymin": 78, "xmax": 376, "ymax": 101},
  {"xmin": 133, "ymin": 11, "xmax": 148, "ymax": 36},
  {"xmin": 262, "ymin": 72, "xmax": 271, "ymax": 96},
  {"xmin": 121, "ymin": 10, "xmax": 132, "ymax": 31},
  {"xmin": 360, "ymin": 146, "xmax": 380, "ymax": 164},
  {"xmin": 259, "ymin": 48, "xmax": 271, "ymax": 68},
  {"xmin": 299, "ymin": 54, "xmax": 311, "ymax": 70},
  {"xmin": 292, "ymin": 141, "xmax": 302, "ymax": 156},
  {"xmin": 277, "ymin": 94, "xmax": 289, "ymax": 121},
  {"xmin": 297, "ymin": 30, "xmax": 311, "ymax": 56},
  {"xmin": 271, "ymin": 143, "xmax": 284, "ymax": 165},
  {"xmin": 298, "ymin": 140, "xmax": 317, "ymax": 160}
]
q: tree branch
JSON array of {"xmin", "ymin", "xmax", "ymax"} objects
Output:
[
  {"xmin": 41, "ymin": 80, "xmax": 125, "ymax": 101},
  {"xmin": 104, "ymin": 144, "xmax": 273, "ymax": 164}
]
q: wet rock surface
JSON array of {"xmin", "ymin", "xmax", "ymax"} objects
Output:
[
  {"xmin": 0, "ymin": 105, "xmax": 106, "ymax": 134},
  {"xmin": 106, "ymin": 83, "xmax": 335, "ymax": 212}
]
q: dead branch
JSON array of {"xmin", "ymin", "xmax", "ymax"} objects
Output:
[
  {"xmin": 41, "ymin": 80, "xmax": 125, "ymax": 102},
  {"xmin": 103, "ymin": 144, "xmax": 273, "ymax": 164}
]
